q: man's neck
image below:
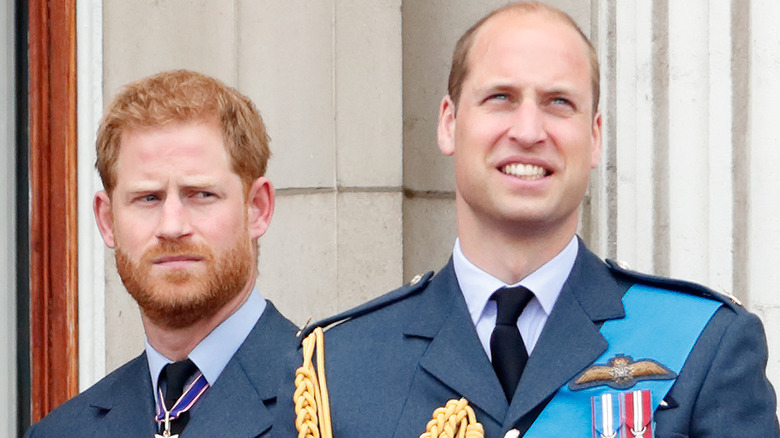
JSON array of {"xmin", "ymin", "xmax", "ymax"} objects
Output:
[
  {"xmin": 142, "ymin": 281, "xmax": 255, "ymax": 361},
  {"xmin": 456, "ymin": 212, "xmax": 578, "ymax": 285}
]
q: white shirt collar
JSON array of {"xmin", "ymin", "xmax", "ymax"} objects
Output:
[
  {"xmin": 454, "ymin": 236, "xmax": 579, "ymax": 327},
  {"xmin": 146, "ymin": 288, "xmax": 266, "ymax": 396}
]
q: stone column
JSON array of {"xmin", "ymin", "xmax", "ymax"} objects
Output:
[
  {"xmin": 594, "ymin": 0, "xmax": 780, "ymax": 392},
  {"xmin": 748, "ymin": 0, "xmax": 780, "ymax": 387}
]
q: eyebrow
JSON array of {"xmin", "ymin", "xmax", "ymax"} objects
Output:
[
  {"xmin": 124, "ymin": 182, "xmax": 163, "ymax": 193},
  {"xmin": 178, "ymin": 177, "xmax": 220, "ymax": 189},
  {"xmin": 476, "ymin": 80, "xmax": 582, "ymax": 95},
  {"xmin": 122, "ymin": 178, "xmax": 221, "ymax": 194},
  {"xmin": 477, "ymin": 82, "xmax": 517, "ymax": 93},
  {"xmin": 543, "ymin": 85, "xmax": 581, "ymax": 97}
]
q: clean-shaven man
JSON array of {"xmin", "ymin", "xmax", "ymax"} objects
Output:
[{"xmin": 288, "ymin": 3, "xmax": 778, "ymax": 437}]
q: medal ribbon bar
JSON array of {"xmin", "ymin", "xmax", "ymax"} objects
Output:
[{"xmin": 622, "ymin": 390, "xmax": 653, "ymax": 438}]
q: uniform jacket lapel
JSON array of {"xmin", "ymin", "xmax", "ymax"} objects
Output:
[
  {"xmin": 405, "ymin": 261, "xmax": 509, "ymax": 426},
  {"xmin": 87, "ymin": 354, "xmax": 157, "ymax": 436},
  {"xmin": 186, "ymin": 302, "xmax": 297, "ymax": 438},
  {"xmin": 505, "ymin": 241, "xmax": 627, "ymax": 428}
]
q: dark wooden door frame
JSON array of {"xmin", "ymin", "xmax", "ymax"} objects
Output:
[{"xmin": 28, "ymin": 0, "xmax": 79, "ymax": 423}]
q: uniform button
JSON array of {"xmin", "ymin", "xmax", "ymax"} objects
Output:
[
  {"xmin": 504, "ymin": 429, "xmax": 520, "ymax": 438},
  {"xmin": 409, "ymin": 274, "xmax": 422, "ymax": 285}
]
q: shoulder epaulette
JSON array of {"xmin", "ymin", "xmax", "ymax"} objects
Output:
[
  {"xmin": 298, "ymin": 271, "xmax": 434, "ymax": 340},
  {"xmin": 606, "ymin": 259, "xmax": 742, "ymax": 309}
]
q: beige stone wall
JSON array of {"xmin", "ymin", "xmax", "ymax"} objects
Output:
[{"xmin": 95, "ymin": 0, "xmax": 780, "ymax": 397}]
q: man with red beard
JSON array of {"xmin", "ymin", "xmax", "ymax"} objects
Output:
[{"xmin": 25, "ymin": 70, "xmax": 298, "ymax": 437}]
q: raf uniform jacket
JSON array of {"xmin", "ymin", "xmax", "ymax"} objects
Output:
[
  {"xmin": 285, "ymin": 243, "xmax": 778, "ymax": 437},
  {"xmin": 24, "ymin": 302, "xmax": 298, "ymax": 438}
]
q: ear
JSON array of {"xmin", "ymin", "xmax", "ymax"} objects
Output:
[
  {"xmin": 93, "ymin": 190, "xmax": 116, "ymax": 248},
  {"xmin": 246, "ymin": 177, "xmax": 275, "ymax": 239},
  {"xmin": 590, "ymin": 111, "xmax": 603, "ymax": 169},
  {"xmin": 437, "ymin": 95, "xmax": 457, "ymax": 156}
]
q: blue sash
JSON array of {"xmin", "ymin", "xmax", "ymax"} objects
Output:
[{"xmin": 524, "ymin": 284, "xmax": 722, "ymax": 436}]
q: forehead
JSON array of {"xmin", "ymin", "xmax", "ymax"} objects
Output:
[
  {"xmin": 114, "ymin": 120, "xmax": 232, "ymax": 181},
  {"xmin": 466, "ymin": 11, "xmax": 591, "ymax": 88}
]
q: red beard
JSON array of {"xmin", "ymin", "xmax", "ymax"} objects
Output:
[{"xmin": 115, "ymin": 237, "xmax": 253, "ymax": 329}]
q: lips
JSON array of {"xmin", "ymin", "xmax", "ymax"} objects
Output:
[
  {"xmin": 500, "ymin": 163, "xmax": 549, "ymax": 180},
  {"xmin": 152, "ymin": 254, "xmax": 204, "ymax": 265}
]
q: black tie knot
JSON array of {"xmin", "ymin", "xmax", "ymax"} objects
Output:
[
  {"xmin": 161, "ymin": 358, "xmax": 198, "ymax": 408},
  {"xmin": 492, "ymin": 286, "xmax": 534, "ymax": 325}
]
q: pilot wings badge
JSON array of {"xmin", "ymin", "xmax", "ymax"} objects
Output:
[{"xmin": 569, "ymin": 354, "xmax": 676, "ymax": 391}]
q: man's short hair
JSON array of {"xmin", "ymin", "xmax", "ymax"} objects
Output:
[
  {"xmin": 96, "ymin": 69, "xmax": 271, "ymax": 195},
  {"xmin": 447, "ymin": 1, "xmax": 600, "ymax": 113}
]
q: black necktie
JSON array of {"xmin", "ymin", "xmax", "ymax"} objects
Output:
[
  {"xmin": 490, "ymin": 286, "xmax": 534, "ymax": 401},
  {"xmin": 160, "ymin": 359, "xmax": 198, "ymax": 435}
]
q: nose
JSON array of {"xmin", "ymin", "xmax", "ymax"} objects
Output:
[
  {"xmin": 155, "ymin": 196, "xmax": 192, "ymax": 241},
  {"xmin": 507, "ymin": 101, "xmax": 547, "ymax": 147}
]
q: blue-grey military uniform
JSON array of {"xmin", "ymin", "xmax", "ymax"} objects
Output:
[
  {"xmin": 281, "ymin": 242, "xmax": 778, "ymax": 437},
  {"xmin": 24, "ymin": 302, "xmax": 297, "ymax": 438}
]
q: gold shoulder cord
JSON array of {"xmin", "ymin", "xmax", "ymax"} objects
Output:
[
  {"xmin": 294, "ymin": 327, "xmax": 332, "ymax": 438},
  {"xmin": 420, "ymin": 398, "xmax": 484, "ymax": 438},
  {"xmin": 293, "ymin": 328, "xmax": 483, "ymax": 438}
]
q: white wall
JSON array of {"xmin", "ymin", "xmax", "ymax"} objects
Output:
[
  {"xmin": 0, "ymin": 0, "xmax": 17, "ymax": 434},
  {"xmin": 77, "ymin": 0, "xmax": 106, "ymax": 392},
  {"xmin": 589, "ymin": 0, "xmax": 780, "ymax": 390},
  {"xmin": 748, "ymin": 0, "xmax": 780, "ymax": 389}
]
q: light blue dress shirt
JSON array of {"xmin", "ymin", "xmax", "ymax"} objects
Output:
[
  {"xmin": 146, "ymin": 288, "xmax": 267, "ymax": 398},
  {"xmin": 453, "ymin": 236, "xmax": 578, "ymax": 360}
]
